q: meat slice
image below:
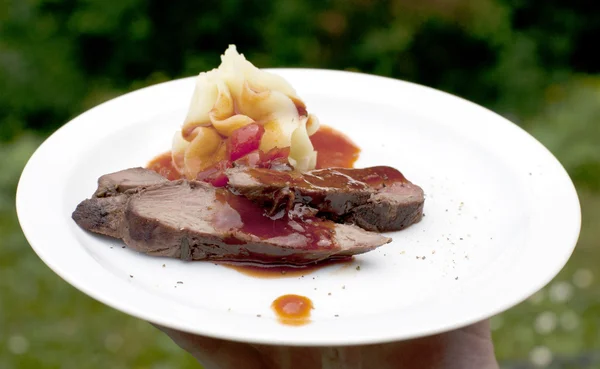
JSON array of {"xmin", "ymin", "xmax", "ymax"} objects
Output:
[
  {"xmin": 93, "ymin": 167, "xmax": 168, "ymax": 197},
  {"xmin": 72, "ymin": 176, "xmax": 391, "ymax": 265},
  {"xmin": 226, "ymin": 166, "xmax": 425, "ymax": 232},
  {"xmin": 73, "ymin": 194, "xmax": 128, "ymax": 238}
]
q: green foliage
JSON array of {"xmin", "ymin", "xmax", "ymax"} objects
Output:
[
  {"xmin": 2, "ymin": 0, "xmax": 598, "ymax": 138},
  {"xmin": 1, "ymin": 0, "xmax": 599, "ymax": 368},
  {"xmin": 527, "ymin": 79, "xmax": 600, "ymax": 191}
]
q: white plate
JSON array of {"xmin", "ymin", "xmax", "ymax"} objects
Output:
[{"xmin": 16, "ymin": 69, "xmax": 581, "ymax": 346}]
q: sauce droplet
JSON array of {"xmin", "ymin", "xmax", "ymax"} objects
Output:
[
  {"xmin": 271, "ymin": 294, "xmax": 314, "ymax": 326},
  {"xmin": 147, "ymin": 151, "xmax": 183, "ymax": 180}
]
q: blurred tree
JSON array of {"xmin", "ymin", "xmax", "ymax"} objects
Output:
[{"xmin": 2, "ymin": 0, "xmax": 599, "ymax": 141}]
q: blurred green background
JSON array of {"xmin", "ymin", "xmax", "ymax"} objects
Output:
[{"xmin": 1, "ymin": 0, "xmax": 598, "ymax": 368}]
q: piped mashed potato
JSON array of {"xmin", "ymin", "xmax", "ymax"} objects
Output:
[{"xmin": 172, "ymin": 45, "xmax": 319, "ymax": 178}]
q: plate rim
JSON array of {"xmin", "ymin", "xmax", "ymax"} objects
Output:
[{"xmin": 16, "ymin": 68, "xmax": 582, "ymax": 346}]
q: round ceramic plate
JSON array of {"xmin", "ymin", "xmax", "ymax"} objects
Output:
[{"xmin": 17, "ymin": 69, "xmax": 581, "ymax": 346}]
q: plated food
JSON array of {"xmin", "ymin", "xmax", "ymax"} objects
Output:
[
  {"xmin": 72, "ymin": 45, "xmax": 425, "ymax": 267},
  {"xmin": 18, "ymin": 59, "xmax": 580, "ymax": 344}
]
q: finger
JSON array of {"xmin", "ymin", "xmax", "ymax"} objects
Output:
[
  {"xmin": 248, "ymin": 345, "xmax": 363, "ymax": 369},
  {"xmin": 153, "ymin": 324, "xmax": 266, "ymax": 369},
  {"xmin": 251, "ymin": 345, "xmax": 320, "ymax": 369},
  {"xmin": 358, "ymin": 320, "xmax": 498, "ymax": 369},
  {"xmin": 320, "ymin": 347, "xmax": 363, "ymax": 369},
  {"xmin": 455, "ymin": 319, "xmax": 494, "ymax": 342},
  {"xmin": 439, "ymin": 320, "xmax": 499, "ymax": 369}
]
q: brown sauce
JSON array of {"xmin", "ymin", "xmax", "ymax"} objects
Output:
[
  {"xmin": 219, "ymin": 257, "xmax": 353, "ymax": 278},
  {"xmin": 214, "ymin": 190, "xmax": 336, "ymax": 250},
  {"xmin": 272, "ymin": 294, "xmax": 314, "ymax": 326},
  {"xmin": 147, "ymin": 152, "xmax": 183, "ymax": 180},
  {"xmin": 310, "ymin": 125, "xmax": 361, "ymax": 169},
  {"xmin": 326, "ymin": 166, "xmax": 408, "ymax": 189},
  {"xmin": 240, "ymin": 165, "xmax": 409, "ymax": 219},
  {"xmin": 147, "ymin": 125, "xmax": 361, "ymax": 179},
  {"xmin": 145, "ymin": 125, "xmax": 363, "ymax": 275},
  {"xmin": 245, "ymin": 165, "xmax": 406, "ymax": 192}
]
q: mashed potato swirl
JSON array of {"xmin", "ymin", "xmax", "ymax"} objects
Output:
[{"xmin": 172, "ymin": 45, "xmax": 319, "ymax": 178}]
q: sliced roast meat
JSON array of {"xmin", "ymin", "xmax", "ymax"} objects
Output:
[
  {"xmin": 93, "ymin": 167, "xmax": 168, "ymax": 197},
  {"xmin": 73, "ymin": 177, "xmax": 391, "ymax": 265},
  {"xmin": 226, "ymin": 166, "xmax": 425, "ymax": 232},
  {"xmin": 73, "ymin": 194, "xmax": 128, "ymax": 239},
  {"xmin": 349, "ymin": 179, "xmax": 424, "ymax": 232}
]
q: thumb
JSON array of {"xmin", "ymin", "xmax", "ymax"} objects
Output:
[{"xmin": 153, "ymin": 324, "xmax": 266, "ymax": 369}]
